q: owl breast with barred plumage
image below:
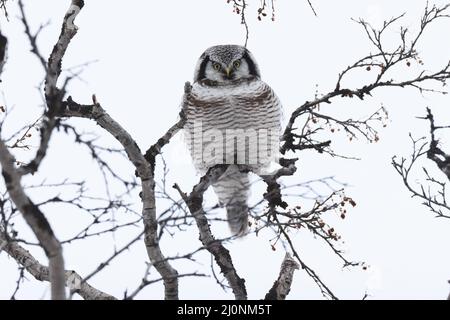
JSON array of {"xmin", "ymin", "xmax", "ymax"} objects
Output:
[{"xmin": 183, "ymin": 45, "xmax": 282, "ymax": 236}]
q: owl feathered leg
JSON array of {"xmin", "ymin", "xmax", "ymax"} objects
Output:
[{"xmin": 212, "ymin": 165, "xmax": 250, "ymax": 236}]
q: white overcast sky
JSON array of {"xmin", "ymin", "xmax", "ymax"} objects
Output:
[{"xmin": 1, "ymin": 0, "xmax": 450, "ymax": 300}]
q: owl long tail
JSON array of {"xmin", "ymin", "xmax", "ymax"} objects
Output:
[{"xmin": 212, "ymin": 165, "xmax": 250, "ymax": 236}]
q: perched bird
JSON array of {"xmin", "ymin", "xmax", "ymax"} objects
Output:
[{"xmin": 183, "ymin": 45, "xmax": 282, "ymax": 236}]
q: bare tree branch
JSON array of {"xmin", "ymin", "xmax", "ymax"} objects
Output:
[
  {"xmin": 125, "ymin": 272, "xmax": 207, "ymax": 300},
  {"xmin": 228, "ymin": 0, "xmax": 318, "ymax": 46},
  {"xmin": 0, "ymin": 30, "xmax": 7, "ymax": 76},
  {"xmin": 0, "ymin": 141, "xmax": 66, "ymax": 299},
  {"xmin": 173, "ymin": 165, "xmax": 247, "ymax": 300},
  {"xmin": 2, "ymin": 0, "xmax": 450, "ymax": 301},
  {"xmin": 393, "ymin": 107, "xmax": 450, "ymax": 220},
  {"xmin": 424, "ymin": 108, "xmax": 450, "ymax": 180},
  {"xmin": 59, "ymin": 96, "xmax": 180, "ymax": 299},
  {"xmin": 264, "ymin": 253, "xmax": 300, "ymax": 300},
  {"xmin": 0, "ymin": 0, "xmax": 86, "ymax": 299},
  {"xmin": 282, "ymin": 4, "xmax": 450, "ymax": 155},
  {"xmin": 0, "ymin": 227, "xmax": 116, "ymax": 300},
  {"xmin": 143, "ymin": 82, "xmax": 190, "ymax": 171},
  {"xmin": 18, "ymin": 0, "xmax": 85, "ymax": 177},
  {"xmin": 0, "ymin": 0, "xmax": 9, "ymax": 19},
  {"xmin": 306, "ymin": 0, "xmax": 317, "ymax": 16},
  {"xmin": 393, "ymin": 133, "xmax": 450, "ymax": 219}
]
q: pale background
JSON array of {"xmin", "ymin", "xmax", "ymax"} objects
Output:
[{"xmin": 1, "ymin": 0, "xmax": 450, "ymax": 299}]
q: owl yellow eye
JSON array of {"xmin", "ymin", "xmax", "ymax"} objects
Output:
[
  {"xmin": 213, "ymin": 63, "xmax": 221, "ymax": 71},
  {"xmin": 233, "ymin": 60, "xmax": 241, "ymax": 69}
]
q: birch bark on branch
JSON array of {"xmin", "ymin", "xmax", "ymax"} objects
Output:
[
  {"xmin": 265, "ymin": 253, "xmax": 300, "ymax": 300},
  {"xmin": 173, "ymin": 165, "xmax": 248, "ymax": 300},
  {"xmin": 0, "ymin": 1, "xmax": 85, "ymax": 299},
  {"xmin": 3, "ymin": 0, "xmax": 449, "ymax": 300},
  {"xmin": 0, "ymin": 227, "xmax": 116, "ymax": 300},
  {"xmin": 172, "ymin": 160, "xmax": 304, "ymax": 300},
  {"xmin": 18, "ymin": 0, "xmax": 85, "ymax": 176},
  {"xmin": 0, "ymin": 140, "xmax": 66, "ymax": 299},
  {"xmin": 60, "ymin": 97, "xmax": 180, "ymax": 300}
]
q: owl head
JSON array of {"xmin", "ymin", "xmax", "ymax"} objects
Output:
[{"xmin": 193, "ymin": 45, "xmax": 261, "ymax": 84}]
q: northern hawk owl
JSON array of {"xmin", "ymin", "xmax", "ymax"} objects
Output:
[{"xmin": 184, "ymin": 45, "xmax": 282, "ymax": 236}]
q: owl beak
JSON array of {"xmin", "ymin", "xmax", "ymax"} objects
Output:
[{"xmin": 225, "ymin": 67, "xmax": 232, "ymax": 77}]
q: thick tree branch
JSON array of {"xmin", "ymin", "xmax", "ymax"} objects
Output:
[
  {"xmin": 0, "ymin": 141, "xmax": 66, "ymax": 299},
  {"xmin": 0, "ymin": 227, "xmax": 116, "ymax": 300},
  {"xmin": 18, "ymin": 0, "xmax": 84, "ymax": 177},
  {"xmin": 424, "ymin": 108, "xmax": 450, "ymax": 180},
  {"xmin": 173, "ymin": 165, "xmax": 247, "ymax": 300},
  {"xmin": 0, "ymin": 3, "xmax": 87, "ymax": 299},
  {"xmin": 60, "ymin": 97, "xmax": 180, "ymax": 300},
  {"xmin": 0, "ymin": 30, "xmax": 7, "ymax": 76},
  {"xmin": 44, "ymin": 0, "xmax": 85, "ymax": 99},
  {"xmin": 3, "ymin": 0, "xmax": 448, "ymax": 301},
  {"xmin": 264, "ymin": 253, "xmax": 300, "ymax": 300},
  {"xmin": 261, "ymin": 158, "xmax": 297, "ymax": 214}
]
